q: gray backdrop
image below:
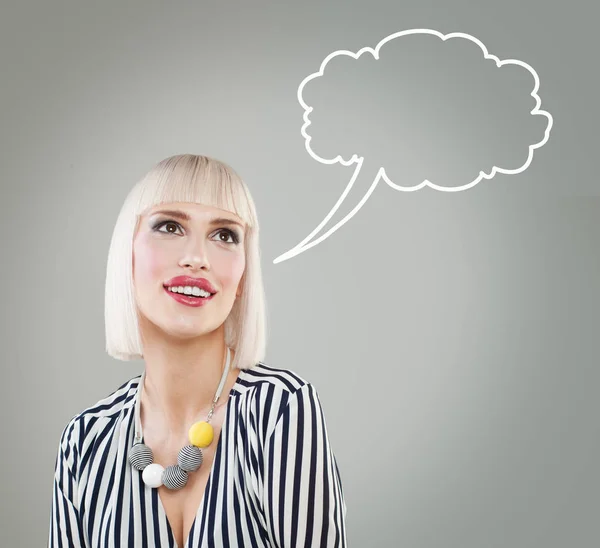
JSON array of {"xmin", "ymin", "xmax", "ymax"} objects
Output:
[{"xmin": 1, "ymin": 0, "xmax": 598, "ymax": 546}]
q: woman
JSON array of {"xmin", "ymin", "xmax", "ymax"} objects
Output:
[{"xmin": 49, "ymin": 154, "xmax": 347, "ymax": 547}]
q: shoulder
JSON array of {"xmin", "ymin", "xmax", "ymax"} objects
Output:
[
  {"xmin": 237, "ymin": 361, "xmax": 325, "ymax": 410},
  {"xmin": 238, "ymin": 362, "xmax": 324, "ymax": 429},
  {"xmin": 237, "ymin": 361, "xmax": 311, "ymax": 395},
  {"xmin": 75, "ymin": 374, "xmax": 140, "ymax": 421},
  {"xmin": 57, "ymin": 375, "xmax": 141, "ymax": 453}
]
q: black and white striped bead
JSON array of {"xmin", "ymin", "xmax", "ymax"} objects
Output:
[
  {"xmin": 178, "ymin": 445, "xmax": 203, "ymax": 472},
  {"xmin": 162, "ymin": 465, "xmax": 189, "ymax": 490},
  {"xmin": 129, "ymin": 443, "xmax": 153, "ymax": 471}
]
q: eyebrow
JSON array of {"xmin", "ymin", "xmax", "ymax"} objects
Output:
[{"xmin": 150, "ymin": 209, "xmax": 244, "ymax": 229}]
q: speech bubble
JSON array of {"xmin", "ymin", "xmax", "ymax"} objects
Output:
[{"xmin": 273, "ymin": 29, "xmax": 553, "ymax": 264}]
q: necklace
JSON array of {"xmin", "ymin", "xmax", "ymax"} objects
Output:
[{"xmin": 128, "ymin": 346, "xmax": 231, "ymax": 490}]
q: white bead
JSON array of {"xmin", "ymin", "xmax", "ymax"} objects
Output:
[{"xmin": 142, "ymin": 463, "xmax": 165, "ymax": 488}]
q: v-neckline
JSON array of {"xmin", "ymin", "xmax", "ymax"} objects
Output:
[{"xmin": 136, "ymin": 369, "xmax": 246, "ymax": 548}]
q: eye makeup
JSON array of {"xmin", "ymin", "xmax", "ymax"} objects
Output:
[{"xmin": 151, "ymin": 219, "xmax": 241, "ymax": 245}]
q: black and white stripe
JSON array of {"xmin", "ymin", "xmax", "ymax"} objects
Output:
[{"xmin": 48, "ymin": 363, "xmax": 347, "ymax": 547}]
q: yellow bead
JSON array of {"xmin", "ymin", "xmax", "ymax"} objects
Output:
[{"xmin": 188, "ymin": 421, "xmax": 214, "ymax": 448}]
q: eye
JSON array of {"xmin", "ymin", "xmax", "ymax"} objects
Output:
[
  {"xmin": 153, "ymin": 220, "xmax": 182, "ymax": 235},
  {"xmin": 213, "ymin": 228, "xmax": 240, "ymax": 245}
]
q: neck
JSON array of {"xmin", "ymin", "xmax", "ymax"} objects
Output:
[{"xmin": 139, "ymin": 324, "xmax": 237, "ymax": 437}]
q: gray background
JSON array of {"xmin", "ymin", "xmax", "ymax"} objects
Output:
[{"xmin": 1, "ymin": 0, "xmax": 598, "ymax": 546}]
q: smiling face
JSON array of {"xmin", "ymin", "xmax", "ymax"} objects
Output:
[{"xmin": 132, "ymin": 202, "xmax": 246, "ymax": 343}]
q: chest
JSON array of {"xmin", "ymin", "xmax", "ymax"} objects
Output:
[
  {"xmin": 157, "ymin": 459, "xmax": 215, "ymax": 548},
  {"xmin": 79, "ymin": 397, "xmax": 272, "ymax": 547},
  {"xmin": 146, "ymin": 416, "xmax": 225, "ymax": 547}
]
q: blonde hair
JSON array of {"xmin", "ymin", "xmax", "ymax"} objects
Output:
[{"xmin": 104, "ymin": 154, "xmax": 267, "ymax": 370}]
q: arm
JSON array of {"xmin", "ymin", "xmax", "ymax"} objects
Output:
[
  {"xmin": 263, "ymin": 383, "xmax": 347, "ymax": 547},
  {"xmin": 48, "ymin": 418, "xmax": 87, "ymax": 548}
]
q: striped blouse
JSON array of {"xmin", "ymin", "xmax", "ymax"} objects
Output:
[{"xmin": 48, "ymin": 363, "xmax": 347, "ymax": 547}]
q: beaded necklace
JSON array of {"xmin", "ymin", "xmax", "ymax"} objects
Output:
[{"xmin": 128, "ymin": 346, "xmax": 231, "ymax": 490}]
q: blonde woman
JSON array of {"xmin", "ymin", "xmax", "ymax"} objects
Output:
[{"xmin": 48, "ymin": 154, "xmax": 347, "ymax": 547}]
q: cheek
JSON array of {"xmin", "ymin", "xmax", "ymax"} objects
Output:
[
  {"xmin": 133, "ymin": 237, "xmax": 169, "ymax": 285},
  {"xmin": 217, "ymin": 252, "xmax": 246, "ymax": 290}
]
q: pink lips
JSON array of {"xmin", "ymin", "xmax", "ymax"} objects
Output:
[
  {"xmin": 163, "ymin": 286, "xmax": 215, "ymax": 307},
  {"xmin": 163, "ymin": 275, "xmax": 217, "ymax": 294}
]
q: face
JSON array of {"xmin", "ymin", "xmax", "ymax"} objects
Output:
[{"xmin": 132, "ymin": 202, "xmax": 246, "ymax": 343}]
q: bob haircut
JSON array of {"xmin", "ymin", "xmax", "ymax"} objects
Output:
[{"xmin": 104, "ymin": 154, "xmax": 267, "ymax": 371}]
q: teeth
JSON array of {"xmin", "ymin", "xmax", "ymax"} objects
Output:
[{"xmin": 168, "ymin": 285, "xmax": 212, "ymax": 297}]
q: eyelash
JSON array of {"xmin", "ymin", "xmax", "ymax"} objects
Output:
[{"xmin": 152, "ymin": 220, "xmax": 240, "ymax": 245}]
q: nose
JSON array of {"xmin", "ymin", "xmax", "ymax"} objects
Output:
[{"xmin": 179, "ymin": 238, "xmax": 210, "ymax": 271}]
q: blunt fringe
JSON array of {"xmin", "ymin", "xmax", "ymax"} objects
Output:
[{"xmin": 104, "ymin": 154, "xmax": 267, "ymax": 370}]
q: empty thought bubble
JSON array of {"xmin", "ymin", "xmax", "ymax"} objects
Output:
[{"xmin": 273, "ymin": 29, "xmax": 553, "ymax": 264}]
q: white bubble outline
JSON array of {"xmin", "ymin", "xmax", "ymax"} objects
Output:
[
  {"xmin": 273, "ymin": 29, "xmax": 553, "ymax": 264},
  {"xmin": 300, "ymin": 28, "xmax": 553, "ymax": 187}
]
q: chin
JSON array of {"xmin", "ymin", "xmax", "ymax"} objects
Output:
[{"xmin": 160, "ymin": 320, "xmax": 224, "ymax": 340}]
